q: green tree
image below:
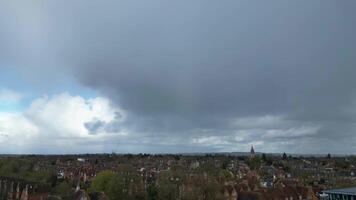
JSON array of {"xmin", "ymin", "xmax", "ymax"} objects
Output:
[
  {"xmin": 327, "ymin": 153, "xmax": 331, "ymax": 160},
  {"xmin": 157, "ymin": 183, "xmax": 179, "ymax": 200},
  {"xmin": 106, "ymin": 165, "xmax": 144, "ymax": 200},
  {"xmin": 247, "ymin": 157, "xmax": 261, "ymax": 170},
  {"xmin": 262, "ymin": 153, "xmax": 267, "ymax": 161},
  {"xmin": 147, "ymin": 184, "xmax": 158, "ymax": 200},
  {"xmin": 157, "ymin": 166, "xmax": 185, "ymax": 200},
  {"xmin": 200, "ymin": 179, "xmax": 224, "ymax": 200},
  {"xmin": 222, "ymin": 160, "xmax": 229, "ymax": 169},
  {"xmin": 282, "ymin": 152, "xmax": 288, "ymax": 160},
  {"xmin": 89, "ymin": 170, "xmax": 115, "ymax": 193},
  {"xmin": 55, "ymin": 181, "xmax": 73, "ymax": 199},
  {"xmin": 0, "ymin": 159, "xmax": 55, "ymax": 184}
]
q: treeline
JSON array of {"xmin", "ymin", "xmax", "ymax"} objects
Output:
[{"xmin": 0, "ymin": 158, "xmax": 56, "ymax": 185}]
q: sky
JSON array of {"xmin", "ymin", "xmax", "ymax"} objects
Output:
[{"xmin": 0, "ymin": 1, "xmax": 356, "ymax": 154}]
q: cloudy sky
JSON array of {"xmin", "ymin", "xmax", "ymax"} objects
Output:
[{"xmin": 0, "ymin": 1, "xmax": 356, "ymax": 154}]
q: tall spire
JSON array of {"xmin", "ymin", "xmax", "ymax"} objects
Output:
[{"xmin": 250, "ymin": 145, "xmax": 255, "ymax": 157}]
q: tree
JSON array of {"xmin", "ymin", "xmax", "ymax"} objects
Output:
[
  {"xmin": 222, "ymin": 160, "xmax": 229, "ymax": 170},
  {"xmin": 0, "ymin": 159, "xmax": 55, "ymax": 184},
  {"xmin": 262, "ymin": 153, "xmax": 267, "ymax": 161},
  {"xmin": 55, "ymin": 181, "xmax": 73, "ymax": 199},
  {"xmin": 157, "ymin": 166, "xmax": 185, "ymax": 200},
  {"xmin": 262, "ymin": 153, "xmax": 273, "ymax": 166},
  {"xmin": 89, "ymin": 170, "xmax": 115, "ymax": 193},
  {"xmin": 247, "ymin": 157, "xmax": 261, "ymax": 170},
  {"xmin": 106, "ymin": 165, "xmax": 145, "ymax": 200},
  {"xmin": 327, "ymin": 153, "xmax": 331, "ymax": 160},
  {"xmin": 157, "ymin": 182, "xmax": 179, "ymax": 200},
  {"xmin": 147, "ymin": 184, "xmax": 158, "ymax": 200},
  {"xmin": 199, "ymin": 179, "xmax": 224, "ymax": 200},
  {"xmin": 282, "ymin": 152, "xmax": 287, "ymax": 160}
]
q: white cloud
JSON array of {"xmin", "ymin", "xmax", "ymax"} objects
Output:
[
  {"xmin": 25, "ymin": 93, "xmax": 122, "ymax": 137},
  {"xmin": 0, "ymin": 112, "xmax": 38, "ymax": 144},
  {"xmin": 0, "ymin": 92, "xmax": 126, "ymax": 153}
]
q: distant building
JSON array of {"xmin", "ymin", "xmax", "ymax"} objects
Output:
[
  {"xmin": 321, "ymin": 187, "xmax": 356, "ymax": 200},
  {"xmin": 250, "ymin": 145, "xmax": 255, "ymax": 158}
]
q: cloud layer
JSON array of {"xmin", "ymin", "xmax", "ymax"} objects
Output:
[{"xmin": 1, "ymin": 1, "xmax": 356, "ymax": 153}]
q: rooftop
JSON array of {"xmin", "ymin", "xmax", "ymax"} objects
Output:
[{"xmin": 323, "ymin": 187, "xmax": 356, "ymax": 195}]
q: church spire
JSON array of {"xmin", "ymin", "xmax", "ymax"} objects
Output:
[{"xmin": 250, "ymin": 145, "xmax": 255, "ymax": 157}]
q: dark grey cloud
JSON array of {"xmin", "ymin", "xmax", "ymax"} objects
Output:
[
  {"xmin": 84, "ymin": 120, "xmax": 106, "ymax": 134},
  {"xmin": 1, "ymin": 1, "xmax": 356, "ymax": 153}
]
